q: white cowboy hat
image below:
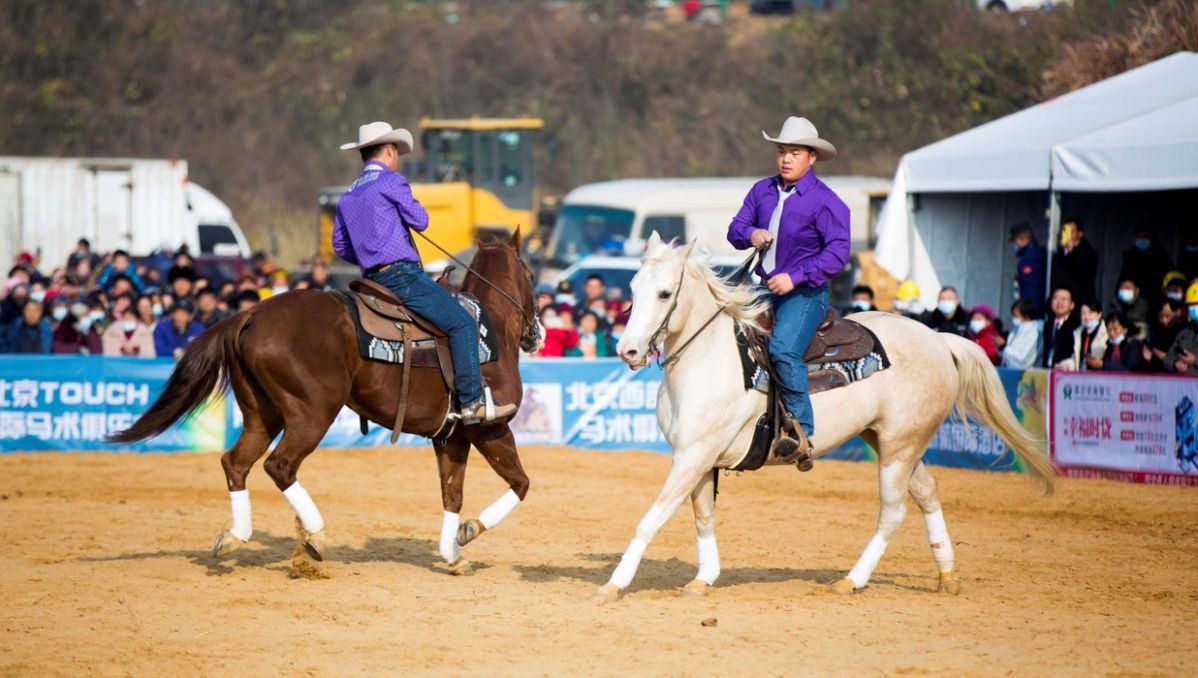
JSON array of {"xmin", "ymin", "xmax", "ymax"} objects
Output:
[
  {"xmin": 761, "ymin": 116, "xmax": 837, "ymax": 160},
  {"xmin": 339, "ymin": 121, "xmax": 415, "ymax": 154}
]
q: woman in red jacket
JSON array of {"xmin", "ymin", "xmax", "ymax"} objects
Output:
[
  {"xmin": 536, "ymin": 306, "xmax": 579, "ymax": 358},
  {"xmin": 967, "ymin": 304, "xmax": 1002, "ymax": 366}
]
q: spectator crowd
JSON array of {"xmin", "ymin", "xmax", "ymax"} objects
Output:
[
  {"xmin": 0, "ymin": 239, "xmax": 332, "ymax": 359},
  {"xmin": 871, "ymin": 222, "xmax": 1198, "ymax": 376},
  {"xmin": 6, "ymin": 223, "xmax": 1197, "ymax": 377}
]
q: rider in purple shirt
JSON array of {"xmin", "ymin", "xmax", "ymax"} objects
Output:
[
  {"xmin": 334, "ymin": 122, "xmax": 516, "ymax": 425},
  {"xmin": 727, "ymin": 117, "xmax": 850, "ymax": 467}
]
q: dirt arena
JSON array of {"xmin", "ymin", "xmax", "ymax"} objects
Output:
[{"xmin": 1, "ymin": 446, "xmax": 1194, "ymax": 675}]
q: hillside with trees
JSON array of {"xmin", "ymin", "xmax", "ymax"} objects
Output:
[{"xmin": 1, "ymin": 0, "xmax": 1193, "ymax": 264}]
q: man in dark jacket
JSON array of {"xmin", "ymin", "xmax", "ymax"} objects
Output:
[
  {"xmin": 928, "ymin": 286, "xmax": 969, "ymax": 337},
  {"xmin": 1011, "ymin": 223, "xmax": 1047, "ymax": 313},
  {"xmin": 1042, "ymin": 287, "xmax": 1080, "ymax": 368},
  {"xmin": 1050, "ymin": 219, "xmax": 1099, "ymax": 302}
]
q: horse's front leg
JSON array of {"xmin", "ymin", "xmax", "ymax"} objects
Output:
[
  {"xmin": 594, "ymin": 451, "xmax": 713, "ymax": 603},
  {"xmin": 681, "ymin": 470, "xmax": 719, "ymax": 596},
  {"xmin": 433, "ymin": 432, "xmax": 474, "ymax": 575},
  {"xmin": 458, "ymin": 424, "xmax": 529, "ymax": 547}
]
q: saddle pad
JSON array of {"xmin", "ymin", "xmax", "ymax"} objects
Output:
[
  {"xmin": 333, "ymin": 292, "xmax": 498, "ymax": 366},
  {"xmin": 735, "ymin": 322, "xmax": 890, "ymax": 395}
]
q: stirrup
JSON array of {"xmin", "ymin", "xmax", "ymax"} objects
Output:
[
  {"xmin": 460, "ymin": 387, "xmax": 517, "ymax": 426},
  {"xmin": 772, "ymin": 415, "xmax": 813, "ymax": 470}
]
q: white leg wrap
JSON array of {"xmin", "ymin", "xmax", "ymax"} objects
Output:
[
  {"xmin": 924, "ymin": 509, "xmax": 955, "ymax": 573},
  {"xmin": 695, "ymin": 535, "xmax": 720, "ymax": 585},
  {"xmin": 483, "ymin": 387, "xmax": 496, "ymax": 422},
  {"xmin": 847, "ymin": 534, "xmax": 888, "ymax": 588},
  {"xmin": 282, "ymin": 482, "xmax": 324, "ymax": 534},
  {"xmin": 479, "ymin": 489, "xmax": 521, "ymax": 530},
  {"xmin": 609, "ymin": 538, "xmax": 648, "ymax": 590},
  {"xmin": 229, "ymin": 489, "xmax": 252, "ymax": 541},
  {"xmin": 439, "ymin": 511, "xmax": 461, "ymax": 563}
]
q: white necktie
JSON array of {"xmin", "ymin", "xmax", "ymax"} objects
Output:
[{"xmin": 762, "ymin": 184, "xmax": 794, "ymax": 273}]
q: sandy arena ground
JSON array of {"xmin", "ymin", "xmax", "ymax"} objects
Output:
[{"xmin": 0, "ymin": 446, "xmax": 1195, "ymax": 676}]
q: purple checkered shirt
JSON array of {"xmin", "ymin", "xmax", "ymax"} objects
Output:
[
  {"xmin": 333, "ymin": 160, "xmax": 429, "ymax": 271},
  {"xmin": 727, "ymin": 171, "xmax": 850, "ymax": 287}
]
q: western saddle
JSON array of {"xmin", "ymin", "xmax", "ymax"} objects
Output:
[
  {"xmin": 750, "ymin": 307, "xmax": 878, "ymax": 395},
  {"xmin": 338, "ymin": 271, "xmax": 465, "ymax": 443}
]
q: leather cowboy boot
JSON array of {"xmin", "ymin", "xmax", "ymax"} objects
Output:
[
  {"xmin": 770, "ymin": 414, "xmax": 814, "ymax": 471},
  {"xmin": 459, "ymin": 388, "xmax": 518, "ymax": 426}
]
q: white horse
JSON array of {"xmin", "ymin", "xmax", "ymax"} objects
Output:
[{"xmin": 593, "ymin": 233, "xmax": 1056, "ymax": 602}]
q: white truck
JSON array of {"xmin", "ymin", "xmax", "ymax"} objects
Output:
[{"xmin": 0, "ymin": 157, "xmax": 251, "ymax": 270}]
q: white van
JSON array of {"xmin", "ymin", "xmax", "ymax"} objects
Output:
[{"xmin": 538, "ymin": 176, "xmax": 889, "ymax": 279}]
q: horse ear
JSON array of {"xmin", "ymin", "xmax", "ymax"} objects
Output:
[
  {"xmin": 646, "ymin": 231, "xmax": 662, "ymax": 249},
  {"xmin": 509, "ymin": 226, "xmax": 522, "ymax": 251},
  {"xmin": 680, "ymin": 239, "xmax": 697, "ymax": 259}
]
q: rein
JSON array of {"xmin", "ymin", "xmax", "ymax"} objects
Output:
[
  {"xmin": 657, "ymin": 246, "xmax": 765, "ymax": 369},
  {"xmin": 412, "ymin": 229, "xmax": 538, "ymax": 336}
]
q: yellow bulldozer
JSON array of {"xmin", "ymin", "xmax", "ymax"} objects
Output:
[{"xmin": 319, "ymin": 117, "xmax": 544, "ymax": 270}]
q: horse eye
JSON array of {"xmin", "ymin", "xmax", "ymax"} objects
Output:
[{"xmin": 658, "ymin": 290, "xmax": 672, "ymax": 300}]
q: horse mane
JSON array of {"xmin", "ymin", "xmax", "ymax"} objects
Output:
[{"xmin": 643, "ymin": 241, "xmax": 772, "ymax": 335}]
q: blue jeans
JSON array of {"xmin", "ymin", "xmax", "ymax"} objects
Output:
[
  {"xmin": 769, "ymin": 283, "xmax": 830, "ymax": 437},
  {"xmin": 367, "ymin": 261, "xmax": 482, "ymax": 408}
]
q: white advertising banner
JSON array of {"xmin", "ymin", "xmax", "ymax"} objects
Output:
[{"xmin": 1052, "ymin": 371, "xmax": 1198, "ymax": 486}]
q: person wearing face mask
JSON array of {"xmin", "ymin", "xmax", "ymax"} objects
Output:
[
  {"xmin": 553, "ymin": 280, "xmax": 578, "ymax": 313},
  {"xmin": 1010, "ymin": 223, "xmax": 1047, "ymax": 314},
  {"xmin": 51, "ymin": 301, "xmax": 89, "ymax": 354},
  {"xmin": 890, "ymin": 279, "xmax": 928, "ymax": 323},
  {"xmin": 0, "ymin": 298, "xmax": 53, "ymax": 354},
  {"xmin": 1162, "ymin": 271, "xmax": 1188, "ymax": 305},
  {"xmin": 1164, "ymin": 283, "xmax": 1198, "ymax": 375},
  {"xmin": 966, "ymin": 305, "xmax": 1002, "ymax": 366},
  {"xmin": 1106, "ymin": 279, "xmax": 1150, "ymax": 337},
  {"xmin": 844, "ymin": 285, "xmax": 877, "ymax": 315},
  {"xmin": 535, "ymin": 306, "xmax": 578, "ymax": 358},
  {"xmin": 101, "ymin": 307, "xmax": 156, "ymax": 357},
  {"xmin": 260, "ymin": 270, "xmax": 292, "ymax": 299},
  {"xmin": 1117, "ymin": 227, "xmax": 1174, "ymax": 308},
  {"xmin": 1062, "ymin": 299, "xmax": 1108, "ymax": 371},
  {"xmin": 1101, "ymin": 312, "xmax": 1144, "ymax": 372},
  {"xmin": 1001, "ymin": 299, "xmax": 1043, "ymax": 369},
  {"xmin": 928, "ymin": 287, "xmax": 969, "ymax": 337}
]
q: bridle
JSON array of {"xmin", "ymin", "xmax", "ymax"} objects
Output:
[
  {"xmin": 651, "ymin": 246, "xmax": 765, "ymax": 369},
  {"xmin": 413, "ymin": 230, "xmax": 541, "ymax": 348}
]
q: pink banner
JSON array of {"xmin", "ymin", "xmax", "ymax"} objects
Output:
[{"xmin": 1051, "ymin": 370, "xmax": 1198, "ymax": 486}]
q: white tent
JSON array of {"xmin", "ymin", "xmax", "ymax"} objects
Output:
[{"xmin": 876, "ymin": 51, "xmax": 1198, "ymax": 310}]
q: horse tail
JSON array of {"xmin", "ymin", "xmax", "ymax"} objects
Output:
[
  {"xmin": 941, "ymin": 333, "xmax": 1057, "ymax": 495},
  {"xmin": 107, "ymin": 311, "xmax": 254, "ymax": 444}
]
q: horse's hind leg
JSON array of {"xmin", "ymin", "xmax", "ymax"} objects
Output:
[
  {"xmin": 835, "ymin": 434, "xmax": 925, "ymax": 593},
  {"xmin": 908, "ymin": 461, "xmax": 959, "ymax": 594},
  {"xmin": 211, "ymin": 408, "xmax": 281, "ymax": 557},
  {"xmin": 262, "ymin": 407, "xmax": 339, "ymax": 577},
  {"xmin": 457, "ymin": 425, "xmax": 529, "ymax": 551}
]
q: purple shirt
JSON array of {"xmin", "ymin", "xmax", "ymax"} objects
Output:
[
  {"xmin": 727, "ymin": 172, "xmax": 850, "ymax": 287},
  {"xmin": 333, "ymin": 161, "xmax": 430, "ymax": 271}
]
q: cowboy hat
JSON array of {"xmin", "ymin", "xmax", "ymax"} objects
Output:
[
  {"xmin": 339, "ymin": 121, "xmax": 415, "ymax": 154},
  {"xmin": 762, "ymin": 116, "xmax": 837, "ymax": 160}
]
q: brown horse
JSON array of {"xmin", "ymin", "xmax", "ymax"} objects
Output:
[{"xmin": 110, "ymin": 233, "xmax": 541, "ymax": 576}]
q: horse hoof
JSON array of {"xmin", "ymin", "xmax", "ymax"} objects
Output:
[
  {"xmin": 938, "ymin": 572, "xmax": 961, "ymax": 595},
  {"xmin": 681, "ymin": 579, "xmax": 710, "ymax": 597},
  {"xmin": 830, "ymin": 578, "xmax": 857, "ymax": 595},
  {"xmin": 457, "ymin": 519, "xmax": 486, "ymax": 547},
  {"xmin": 592, "ymin": 583, "xmax": 622, "ymax": 604},
  {"xmin": 302, "ymin": 531, "xmax": 326, "ymax": 562},
  {"xmin": 448, "ymin": 558, "xmax": 474, "ymax": 576},
  {"xmin": 211, "ymin": 530, "xmax": 244, "ymax": 558}
]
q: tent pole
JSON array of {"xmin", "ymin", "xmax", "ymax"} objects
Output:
[{"xmin": 1046, "ymin": 190, "xmax": 1061, "ymax": 299}]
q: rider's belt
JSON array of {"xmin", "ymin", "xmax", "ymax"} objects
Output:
[{"xmin": 365, "ymin": 260, "xmax": 406, "ymax": 275}]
